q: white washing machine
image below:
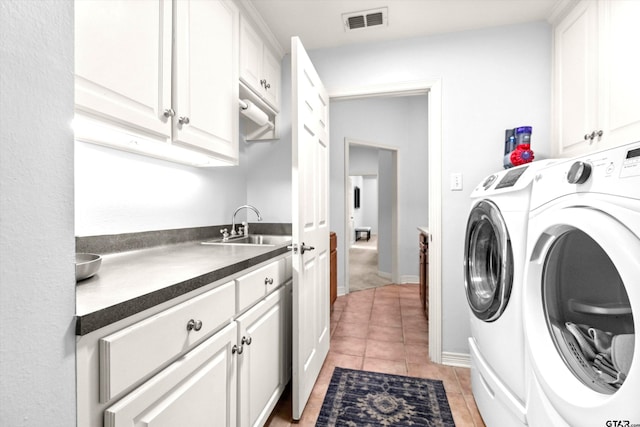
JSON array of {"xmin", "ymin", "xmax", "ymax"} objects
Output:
[
  {"xmin": 464, "ymin": 160, "xmax": 555, "ymax": 427},
  {"xmin": 523, "ymin": 142, "xmax": 640, "ymax": 427}
]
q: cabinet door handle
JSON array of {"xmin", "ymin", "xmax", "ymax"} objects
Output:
[
  {"xmin": 264, "ymin": 82, "xmax": 271, "ymax": 89},
  {"xmin": 241, "ymin": 335, "xmax": 252, "ymax": 346},
  {"xmin": 265, "ymin": 277, "xmax": 274, "ymax": 285},
  {"xmin": 186, "ymin": 319, "xmax": 203, "ymax": 331},
  {"xmin": 260, "ymin": 79, "xmax": 266, "ymax": 87},
  {"xmin": 178, "ymin": 116, "xmax": 190, "ymax": 125},
  {"xmin": 585, "ymin": 130, "xmax": 604, "ymax": 142},
  {"xmin": 163, "ymin": 108, "xmax": 175, "ymax": 118},
  {"xmin": 232, "ymin": 344, "xmax": 243, "ymax": 355}
]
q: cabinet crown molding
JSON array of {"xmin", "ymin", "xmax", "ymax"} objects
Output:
[
  {"xmin": 235, "ymin": 0, "xmax": 284, "ymax": 59},
  {"xmin": 548, "ymin": 0, "xmax": 581, "ymax": 25}
]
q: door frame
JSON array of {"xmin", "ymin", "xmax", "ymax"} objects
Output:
[
  {"xmin": 344, "ymin": 138, "xmax": 399, "ymax": 289},
  {"xmin": 329, "ymin": 79, "xmax": 443, "ymax": 363}
]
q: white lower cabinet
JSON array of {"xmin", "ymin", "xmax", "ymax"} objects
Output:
[
  {"xmin": 237, "ymin": 286, "xmax": 289, "ymax": 427},
  {"xmin": 79, "ymin": 255, "xmax": 292, "ymax": 427},
  {"xmin": 104, "ymin": 322, "xmax": 238, "ymax": 427}
]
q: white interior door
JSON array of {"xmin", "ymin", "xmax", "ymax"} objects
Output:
[{"xmin": 291, "ymin": 36, "xmax": 330, "ymax": 420}]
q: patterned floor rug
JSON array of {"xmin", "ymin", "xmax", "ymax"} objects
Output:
[{"xmin": 316, "ymin": 367, "xmax": 456, "ymax": 426}]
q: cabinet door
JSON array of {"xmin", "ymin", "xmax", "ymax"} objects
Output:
[
  {"xmin": 239, "ymin": 16, "xmax": 264, "ymax": 93},
  {"xmin": 236, "ymin": 287, "xmax": 287, "ymax": 427},
  {"xmin": 599, "ymin": 0, "xmax": 640, "ymax": 148},
  {"xmin": 262, "ymin": 47, "xmax": 281, "ymax": 111},
  {"xmin": 104, "ymin": 323, "xmax": 238, "ymax": 427},
  {"xmin": 173, "ymin": 0, "xmax": 239, "ymax": 162},
  {"xmin": 553, "ymin": 0, "xmax": 599, "ymax": 157},
  {"xmin": 75, "ymin": 0, "xmax": 172, "ymax": 138}
]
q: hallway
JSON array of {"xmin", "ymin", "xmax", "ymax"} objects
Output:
[
  {"xmin": 265, "ymin": 284, "xmax": 485, "ymax": 426},
  {"xmin": 348, "ymin": 235, "xmax": 392, "ymax": 292}
]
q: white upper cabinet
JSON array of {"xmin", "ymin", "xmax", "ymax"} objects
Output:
[
  {"xmin": 553, "ymin": 0, "xmax": 599, "ymax": 157},
  {"xmin": 173, "ymin": 0, "xmax": 238, "ymax": 161},
  {"xmin": 598, "ymin": 0, "xmax": 640, "ymax": 149},
  {"xmin": 75, "ymin": 0, "xmax": 173, "ymax": 139},
  {"xmin": 240, "ymin": 16, "xmax": 281, "ymax": 112},
  {"xmin": 75, "ymin": 0, "xmax": 239, "ymax": 166},
  {"xmin": 552, "ymin": 0, "xmax": 640, "ymax": 157}
]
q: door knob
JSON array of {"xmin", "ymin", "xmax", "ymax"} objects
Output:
[
  {"xmin": 163, "ymin": 108, "xmax": 175, "ymax": 118},
  {"xmin": 178, "ymin": 116, "xmax": 190, "ymax": 125},
  {"xmin": 287, "ymin": 243, "xmax": 315, "ymax": 254},
  {"xmin": 300, "ymin": 242, "xmax": 315, "ymax": 255}
]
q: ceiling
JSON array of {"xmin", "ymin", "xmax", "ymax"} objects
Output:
[{"xmin": 249, "ymin": 0, "xmax": 562, "ymax": 54}]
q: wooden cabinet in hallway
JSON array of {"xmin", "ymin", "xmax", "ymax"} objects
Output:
[{"xmin": 419, "ymin": 229, "xmax": 429, "ymax": 319}]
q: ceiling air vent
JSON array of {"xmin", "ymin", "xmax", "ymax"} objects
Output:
[{"xmin": 343, "ymin": 7, "xmax": 388, "ymax": 31}]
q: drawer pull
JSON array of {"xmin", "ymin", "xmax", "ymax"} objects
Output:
[
  {"xmin": 232, "ymin": 344, "xmax": 243, "ymax": 355},
  {"xmin": 186, "ymin": 319, "xmax": 203, "ymax": 332},
  {"xmin": 265, "ymin": 277, "xmax": 274, "ymax": 285},
  {"xmin": 241, "ymin": 335, "xmax": 252, "ymax": 346}
]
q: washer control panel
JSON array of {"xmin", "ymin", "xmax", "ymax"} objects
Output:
[
  {"xmin": 530, "ymin": 141, "xmax": 640, "ymax": 210},
  {"xmin": 621, "ymin": 146, "xmax": 640, "ymax": 178}
]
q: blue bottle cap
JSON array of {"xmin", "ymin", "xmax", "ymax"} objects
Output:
[{"xmin": 515, "ymin": 126, "xmax": 532, "ymax": 134}]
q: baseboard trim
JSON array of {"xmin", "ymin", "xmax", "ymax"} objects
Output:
[
  {"xmin": 400, "ymin": 275, "xmax": 419, "ymax": 284},
  {"xmin": 378, "ymin": 270, "xmax": 392, "ymax": 280},
  {"xmin": 441, "ymin": 352, "xmax": 471, "ymax": 368},
  {"xmin": 376, "ymin": 272, "xmax": 419, "ymax": 284}
]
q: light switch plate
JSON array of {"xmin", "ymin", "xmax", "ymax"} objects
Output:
[{"xmin": 451, "ymin": 173, "xmax": 463, "ymax": 191}]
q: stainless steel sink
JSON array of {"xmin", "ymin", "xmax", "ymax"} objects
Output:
[{"xmin": 202, "ymin": 234, "xmax": 292, "ymax": 247}]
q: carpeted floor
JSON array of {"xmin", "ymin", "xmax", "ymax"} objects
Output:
[
  {"xmin": 317, "ymin": 367, "xmax": 456, "ymax": 426},
  {"xmin": 349, "ymin": 235, "xmax": 392, "ymax": 292}
]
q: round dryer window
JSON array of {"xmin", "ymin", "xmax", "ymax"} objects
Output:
[
  {"xmin": 464, "ymin": 200, "xmax": 514, "ymax": 322},
  {"xmin": 542, "ymin": 228, "xmax": 634, "ymax": 394}
]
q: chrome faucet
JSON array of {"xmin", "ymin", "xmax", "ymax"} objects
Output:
[{"xmin": 231, "ymin": 205, "xmax": 262, "ymax": 237}]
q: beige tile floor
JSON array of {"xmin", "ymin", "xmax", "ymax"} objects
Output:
[{"xmin": 265, "ymin": 283, "xmax": 486, "ymax": 426}]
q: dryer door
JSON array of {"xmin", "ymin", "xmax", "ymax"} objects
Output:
[
  {"xmin": 464, "ymin": 200, "xmax": 513, "ymax": 322},
  {"xmin": 523, "ymin": 204, "xmax": 639, "ymax": 425}
]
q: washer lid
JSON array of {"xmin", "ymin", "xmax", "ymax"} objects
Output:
[{"xmin": 464, "ymin": 200, "xmax": 513, "ymax": 322}]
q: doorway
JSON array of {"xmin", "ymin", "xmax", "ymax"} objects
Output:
[
  {"xmin": 329, "ymin": 79, "xmax": 443, "ymax": 363},
  {"xmin": 345, "ymin": 140, "xmax": 399, "ymax": 293}
]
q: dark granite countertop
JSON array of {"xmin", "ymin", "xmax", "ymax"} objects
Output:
[{"xmin": 75, "ymin": 230, "xmax": 291, "ymax": 336}]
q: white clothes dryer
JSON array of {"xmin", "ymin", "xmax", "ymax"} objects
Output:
[
  {"xmin": 464, "ymin": 160, "xmax": 554, "ymax": 427},
  {"xmin": 523, "ymin": 142, "xmax": 640, "ymax": 427}
]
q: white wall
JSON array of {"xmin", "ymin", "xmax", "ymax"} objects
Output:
[
  {"xmin": 0, "ymin": 1, "xmax": 76, "ymax": 425},
  {"xmin": 349, "ymin": 145, "xmax": 380, "ymax": 234},
  {"xmin": 74, "ymin": 142, "xmax": 249, "ymax": 235},
  {"xmin": 244, "ymin": 130, "xmax": 292, "ymax": 223},
  {"xmin": 284, "ymin": 22, "xmax": 552, "ymax": 354},
  {"xmin": 361, "ymin": 176, "xmax": 378, "ymax": 234},
  {"xmin": 349, "ymin": 145, "xmax": 378, "ymax": 175},
  {"xmin": 378, "ymin": 150, "xmax": 395, "ymax": 276}
]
